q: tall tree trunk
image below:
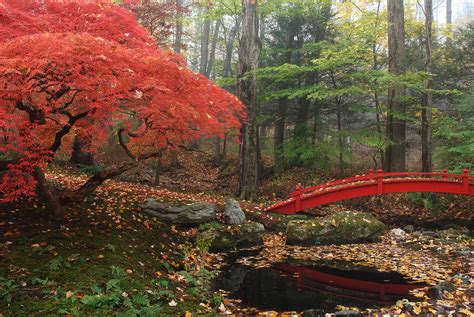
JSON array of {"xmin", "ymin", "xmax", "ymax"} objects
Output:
[
  {"xmin": 154, "ymin": 160, "xmax": 161, "ymax": 186},
  {"xmin": 170, "ymin": 1, "xmax": 184, "ymax": 169},
  {"xmin": 237, "ymin": 0, "xmax": 260, "ymax": 200},
  {"xmin": 224, "ymin": 17, "xmax": 241, "ymax": 77},
  {"xmin": 70, "ymin": 135, "xmax": 94, "ymax": 166},
  {"xmin": 212, "ymin": 137, "xmax": 222, "ymax": 167},
  {"xmin": 422, "ymin": 0, "xmax": 433, "ymax": 172},
  {"xmin": 206, "ymin": 20, "xmax": 221, "ymax": 78},
  {"xmin": 337, "ymin": 103, "xmax": 344, "ymax": 177},
  {"xmin": 208, "ymin": 19, "xmax": 223, "ymax": 166},
  {"xmin": 311, "ymin": 104, "xmax": 321, "ymax": 145},
  {"xmin": 274, "ymin": 98, "xmax": 286, "ymax": 171},
  {"xmin": 174, "ymin": 0, "xmax": 183, "ymax": 54},
  {"xmin": 373, "ymin": 0, "xmax": 384, "ymax": 169},
  {"xmin": 446, "ymin": 0, "xmax": 452, "ymax": 31},
  {"xmin": 199, "ymin": 8, "xmax": 211, "ymax": 75},
  {"xmin": 385, "ymin": 0, "xmax": 407, "ymax": 172},
  {"xmin": 294, "ymin": 98, "xmax": 310, "ymax": 140}
]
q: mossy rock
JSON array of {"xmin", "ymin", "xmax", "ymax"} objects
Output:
[
  {"xmin": 196, "ymin": 221, "xmax": 265, "ymax": 252},
  {"xmin": 286, "ymin": 211, "xmax": 386, "ymax": 246}
]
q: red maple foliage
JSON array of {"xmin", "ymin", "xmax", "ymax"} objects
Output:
[{"xmin": 0, "ymin": 0, "xmax": 244, "ymax": 216}]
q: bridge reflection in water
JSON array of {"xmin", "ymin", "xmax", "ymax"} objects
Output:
[{"xmin": 230, "ymin": 262, "xmax": 426, "ymax": 312}]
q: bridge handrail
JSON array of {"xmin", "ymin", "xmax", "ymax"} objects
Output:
[{"xmin": 287, "ymin": 170, "xmax": 472, "ymax": 198}]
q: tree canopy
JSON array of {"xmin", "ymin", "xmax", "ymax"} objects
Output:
[{"xmin": 0, "ymin": 0, "xmax": 244, "ymax": 208}]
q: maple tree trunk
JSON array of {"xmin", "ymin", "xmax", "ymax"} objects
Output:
[
  {"xmin": 70, "ymin": 135, "xmax": 94, "ymax": 166},
  {"xmin": 422, "ymin": 0, "xmax": 433, "ymax": 173},
  {"xmin": 385, "ymin": 0, "xmax": 406, "ymax": 172},
  {"xmin": 63, "ymin": 162, "xmax": 139, "ymax": 203},
  {"xmin": 237, "ymin": 0, "xmax": 260, "ymax": 200},
  {"xmin": 33, "ymin": 167, "xmax": 65, "ymax": 218}
]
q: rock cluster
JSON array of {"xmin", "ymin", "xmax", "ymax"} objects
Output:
[
  {"xmin": 140, "ymin": 198, "xmax": 216, "ymax": 225},
  {"xmin": 286, "ymin": 211, "xmax": 386, "ymax": 246}
]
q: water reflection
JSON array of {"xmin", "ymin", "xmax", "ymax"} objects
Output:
[{"xmin": 221, "ymin": 261, "xmax": 426, "ymax": 313}]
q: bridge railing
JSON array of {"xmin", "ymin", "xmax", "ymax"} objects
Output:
[{"xmin": 287, "ymin": 169, "xmax": 472, "ymax": 198}]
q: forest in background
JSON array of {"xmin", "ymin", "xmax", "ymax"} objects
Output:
[{"xmin": 118, "ymin": 0, "xmax": 473, "ymax": 199}]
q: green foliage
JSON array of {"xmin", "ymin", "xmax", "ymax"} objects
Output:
[
  {"xmin": 77, "ymin": 266, "xmax": 165, "ymax": 314},
  {"xmin": 48, "ymin": 256, "xmax": 70, "ymax": 271},
  {"xmin": 0, "ymin": 278, "xmax": 18, "ymax": 304},
  {"xmin": 196, "ymin": 233, "xmax": 213, "ymax": 253},
  {"xmin": 406, "ymin": 193, "xmax": 447, "ymax": 212},
  {"xmin": 434, "ymin": 89, "xmax": 474, "ymax": 171},
  {"xmin": 279, "ymin": 139, "xmax": 337, "ymax": 171}
]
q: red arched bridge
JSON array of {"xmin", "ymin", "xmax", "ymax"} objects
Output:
[{"xmin": 266, "ymin": 169, "xmax": 474, "ymax": 214}]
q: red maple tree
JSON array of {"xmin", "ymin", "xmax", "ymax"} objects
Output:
[{"xmin": 0, "ymin": 0, "xmax": 244, "ymax": 216}]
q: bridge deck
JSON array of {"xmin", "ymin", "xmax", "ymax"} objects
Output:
[{"xmin": 266, "ymin": 169, "xmax": 474, "ymax": 214}]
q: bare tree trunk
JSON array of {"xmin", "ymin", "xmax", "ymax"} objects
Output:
[
  {"xmin": 294, "ymin": 98, "xmax": 309, "ymax": 140},
  {"xmin": 274, "ymin": 97, "xmax": 287, "ymax": 168},
  {"xmin": 154, "ymin": 160, "xmax": 161, "ymax": 186},
  {"xmin": 256, "ymin": 125, "xmax": 262, "ymax": 180},
  {"xmin": 206, "ymin": 20, "xmax": 221, "ymax": 78},
  {"xmin": 170, "ymin": 1, "xmax": 184, "ymax": 168},
  {"xmin": 237, "ymin": 0, "xmax": 260, "ymax": 199},
  {"xmin": 337, "ymin": 103, "xmax": 344, "ymax": 177},
  {"xmin": 385, "ymin": 0, "xmax": 406, "ymax": 172},
  {"xmin": 422, "ymin": 0, "xmax": 433, "ymax": 172},
  {"xmin": 208, "ymin": 19, "xmax": 223, "ymax": 166},
  {"xmin": 174, "ymin": 0, "xmax": 183, "ymax": 54},
  {"xmin": 373, "ymin": 0, "xmax": 384, "ymax": 169},
  {"xmin": 446, "ymin": 0, "xmax": 452, "ymax": 32},
  {"xmin": 224, "ymin": 16, "xmax": 241, "ymax": 78},
  {"xmin": 212, "ymin": 137, "xmax": 222, "ymax": 167},
  {"xmin": 199, "ymin": 7, "xmax": 211, "ymax": 75}
]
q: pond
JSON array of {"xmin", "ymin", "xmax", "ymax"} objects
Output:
[{"xmin": 218, "ymin": 257, "xmax": 426, "ymax": 313}]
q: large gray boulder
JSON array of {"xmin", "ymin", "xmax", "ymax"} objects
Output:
[
  {"xmin": 224, "ymin": 198, "xmax": 246, "ymax": 225},
  {"xmin": 141, "ymin": 198, "xmax": 216, "ymax": 225},
  {"xmin": 286, "ymin": 211, "xmax": 386, "ymax": 246}
]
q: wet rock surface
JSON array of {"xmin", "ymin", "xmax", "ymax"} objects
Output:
[
  {"xmin": 140, "ymin": 198, "xmax": 216, "ymax": 225},
  {"xmin": 286, "ymin": 211, "xmax": 386, "ymax": 246}
]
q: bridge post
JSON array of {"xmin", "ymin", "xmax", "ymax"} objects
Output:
[
  {"xmin": 295, "ymin": 183, "xmax": 302, "ymax": 211},
  {"xmin": 443, "ymin": 169, "xmax": 448, "ymax": 180},
  {"xmin": 377, "ymin": 169, "xmax": 383, "ymax": 194},
  {"xmin": 462, "ymin": 169, "xmax": 469, "ymax": 194}
]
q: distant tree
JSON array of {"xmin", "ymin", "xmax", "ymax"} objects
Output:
[
  {"xmin": 237, "ymin": 0, "xmax": 260, "ymax": 199},
  {"xmin": 385, "ymin": 0, "xmax": 407, "ymax": 172},
  {"xmin": 421, "ymin": 0, "xmax": 433, "ymax": 172},
  {"xmin": 0, "ymin": 0, "xmax": 243, "ymax": 217}
]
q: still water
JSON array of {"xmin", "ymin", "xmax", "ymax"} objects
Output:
[{"xmin": 219, "ymin": 259, "xmax": 425, "ymax": 313}]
